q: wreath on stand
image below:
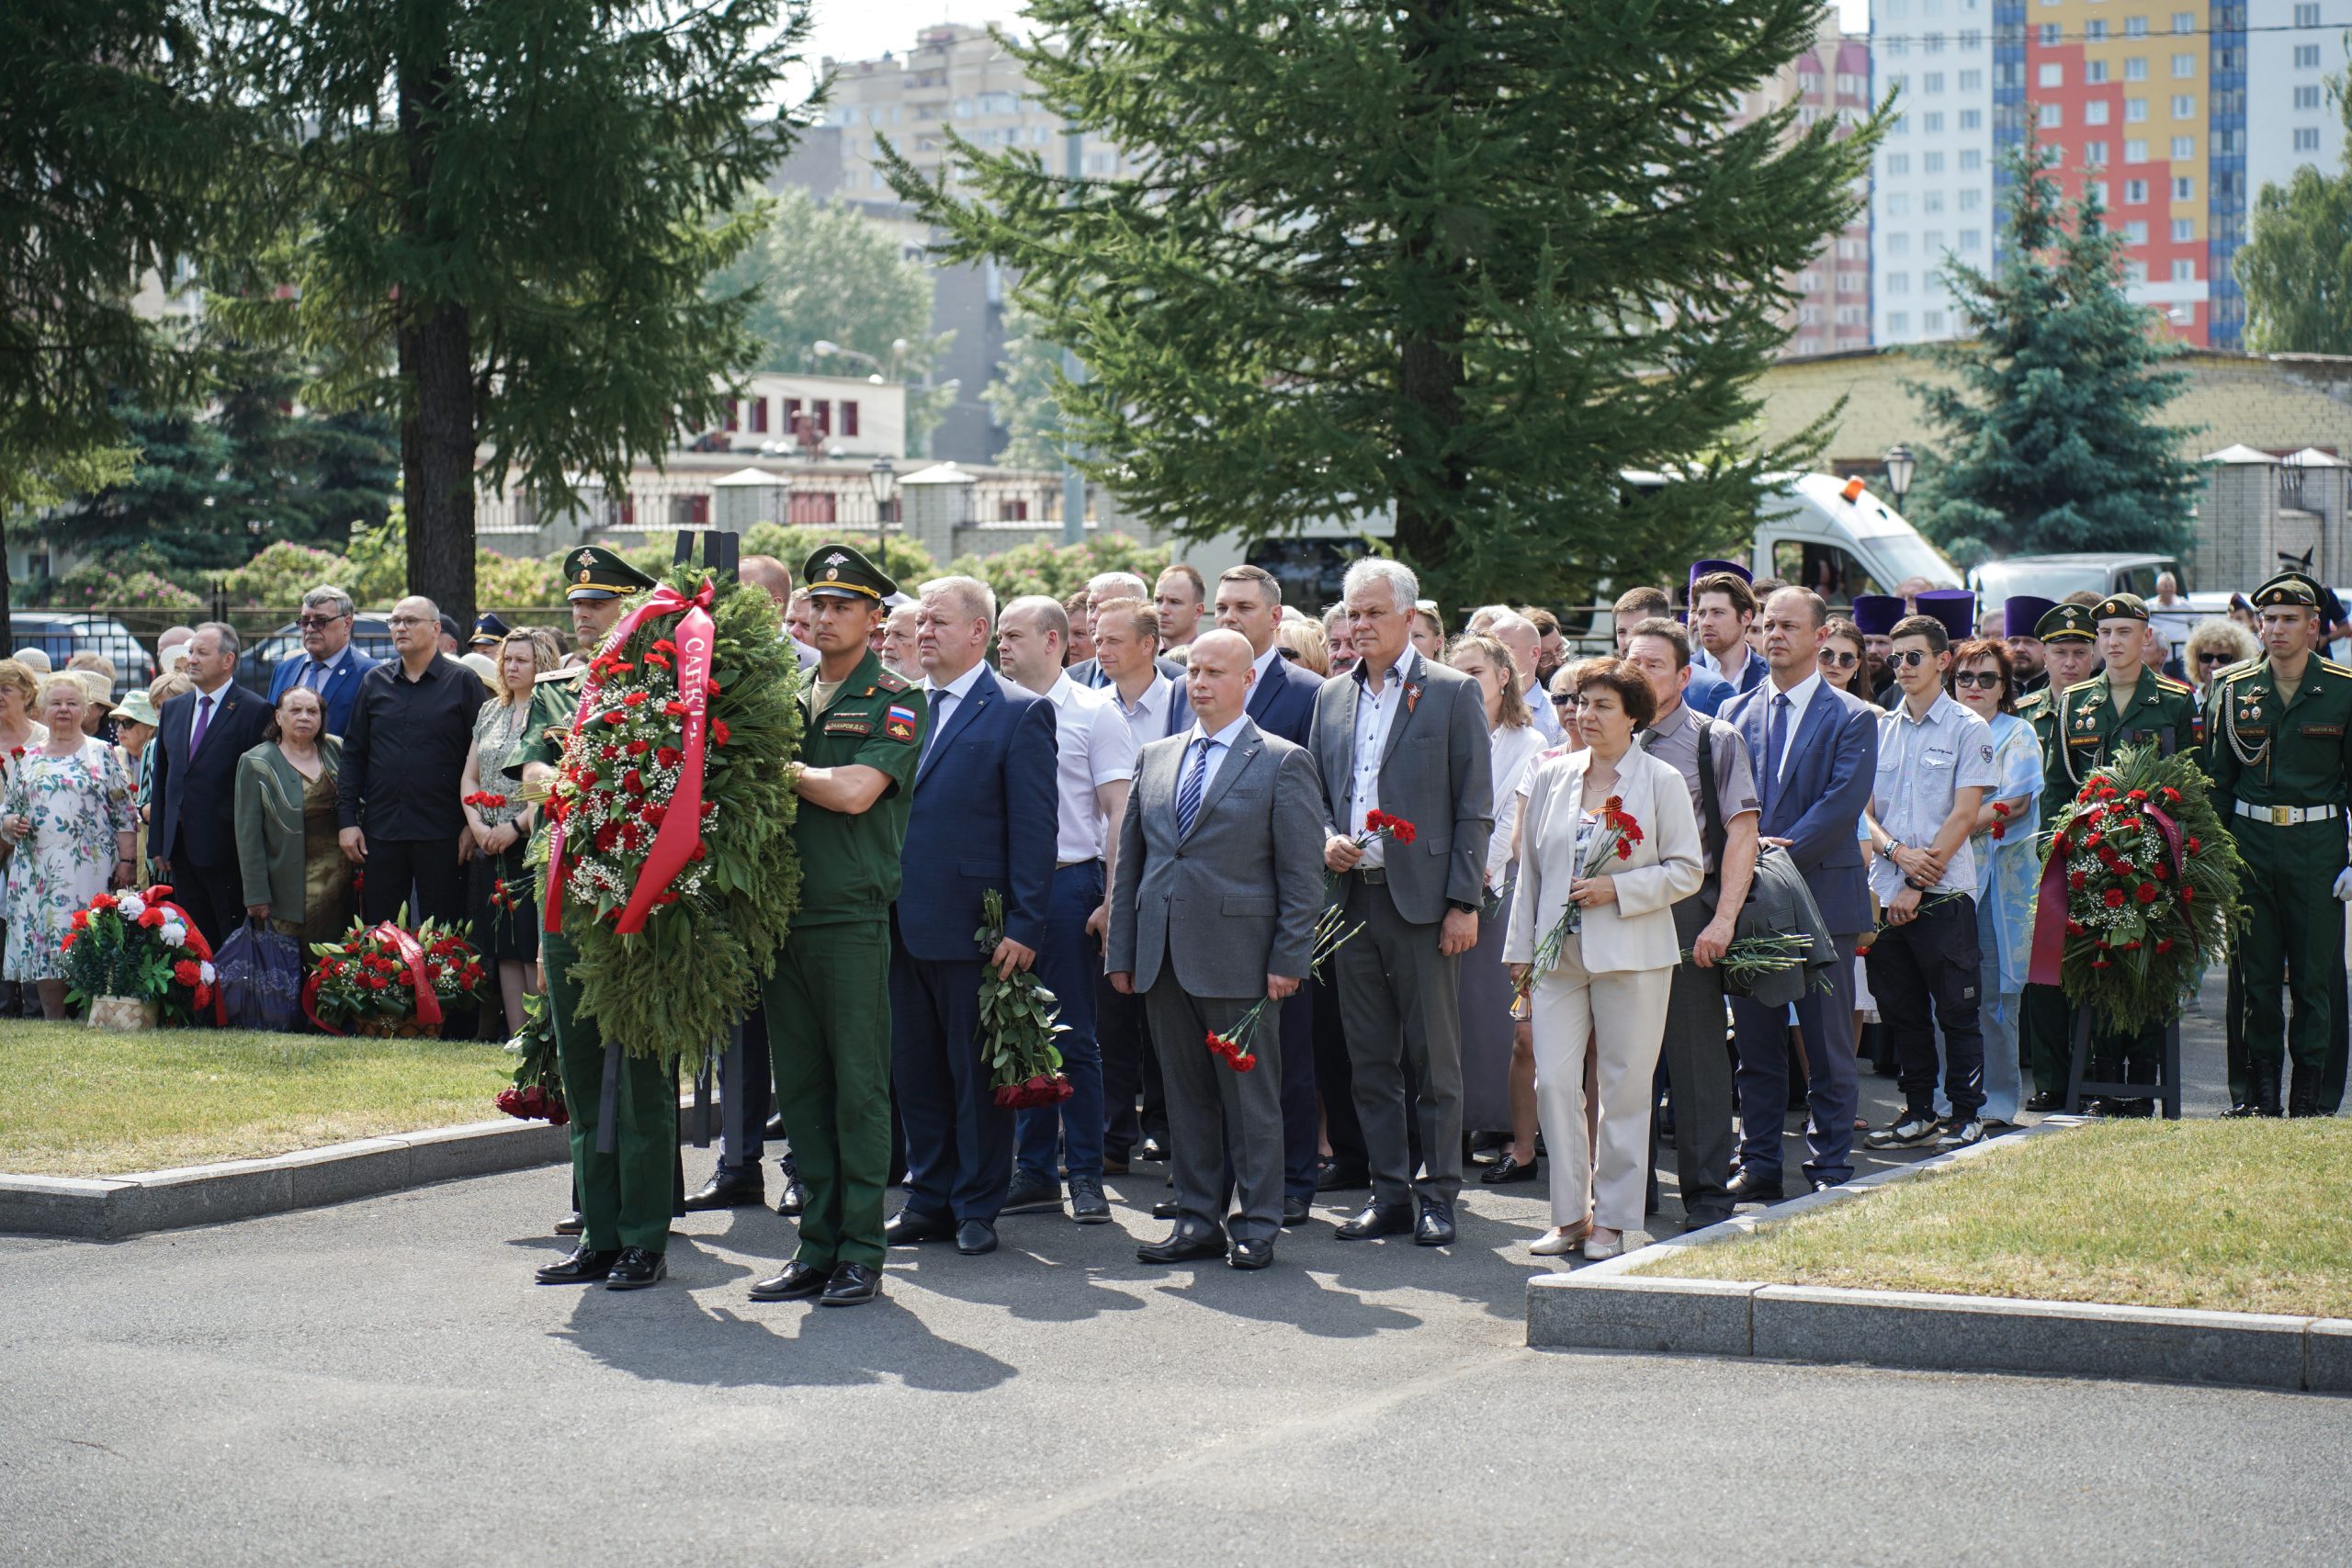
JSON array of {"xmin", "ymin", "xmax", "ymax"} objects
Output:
[
  {"xmin": 2030, "ymin": 743, "xmax": 2245, "ymax": 1037},
  {"xmin": 528, "ymin": 567, "xmax": 803, "ymax": 1065}
]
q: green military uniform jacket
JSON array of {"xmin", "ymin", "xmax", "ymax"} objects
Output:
[
  {"xmin": 2203, "ymin": 655, "xmax": 2352, "ymax": 817},
  {"xmin": 793, "ymin": 649, "xmax": 926, "ymax": 926},
  {"xmin": 2043, "ymin": 666, "xmax": 2201, "ymax": 806}
]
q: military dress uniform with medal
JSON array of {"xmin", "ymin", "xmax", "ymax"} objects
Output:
[
  {"xmin": 515, "ymin": 546, "xmax": 682, "ymax": 1291},
  {"xmin": 2017, "ymin": 603, "xmax": 2095, "ymax": 1107},
  {"xmin": 750, "ymin": 545, "xmax": 927, "ymax": 1308},
  {"xmin": 2042, "ymin": 593, "xmax": 2199, "ymax": 1112},
  {"xmin": 2205, "ymin": 570, "xmax": 2352, "ymax": 1118}
]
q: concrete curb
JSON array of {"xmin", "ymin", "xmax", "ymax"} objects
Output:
[
  {"xmin": 0, "ymin": 1117, "xmax": 570, "ymax": 1239},
  {"xmin": 1527, "ymin": 1117, "xmax": 2352, "ymax": 1394}
]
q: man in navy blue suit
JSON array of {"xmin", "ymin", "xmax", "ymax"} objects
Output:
[
  {"xmin": 266, "ymin": 585, "xmax": 379, "ymax": 739},
  {"xmin": 885, "ymin": 575, "xmax": 1059, "ymax": 1258},
  {"xmin": 1214, "ymin": 565, "xmax": 1330, "ymax": 1224},
  {"xmin": 1719, "ymin": 586, "xmax": 1880, "ymax": 1200},
  {"xmin": 151, "ymin": 623, "xmax": 274, "ymax": 947}
]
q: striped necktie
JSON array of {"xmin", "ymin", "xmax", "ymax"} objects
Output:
[{"xmin": 1176, "ymin": 737, "xmax": 1211, "ymax": 837}]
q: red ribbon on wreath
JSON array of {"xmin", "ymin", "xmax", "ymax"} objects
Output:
[
  {"xmin": 544, "ymin": 580, "xmax": 718, "ymax": 935},
  {"xmin": 300, "ymin": 921, "xmax": 443, "ymax": 1036}
]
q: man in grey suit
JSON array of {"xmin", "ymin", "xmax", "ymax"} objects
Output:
[
  {"xmin": 1308, "ymin": 558, "xmax": 1492, "ymax": 1247},
  {"xmin": 1108, "ymin": 631, "xmax": 1326, "ymax": 1270}
]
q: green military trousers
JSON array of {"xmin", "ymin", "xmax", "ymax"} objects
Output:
[
  {"xmin": 2232, "ymin": 816, "xmax": 2347, "ymax": 1074},
  {"xmin": 764, "ymin": 920, "xmax": 894, "ymax": 1271},
  {"xmin": 546, "ymin": 929, "xmax": 677, "ymax": 1253}
]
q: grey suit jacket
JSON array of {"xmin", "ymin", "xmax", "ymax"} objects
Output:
[
  {"xmin": 1106, "ymin": 717, "xmax": 1327, "ymax": 998},
  {"xmin": 1306, "ymin": 649, "xmax": 1493, "ymax": 925}
]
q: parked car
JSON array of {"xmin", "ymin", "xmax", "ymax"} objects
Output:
[
  {"xmin": 238, "ymin": 615, "xmax": 398, "ymax": 691},
  {"xmin": 1968, "ymin": 552, "xmax": 2187, "ymax": 607},
  {"xmin": 6, "ymin": 613, "xmax": 157, "ymax": 698}
]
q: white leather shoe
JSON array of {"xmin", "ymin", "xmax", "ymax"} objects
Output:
[
  {"xmin": 1528, "ymin": 1224, "xmax": 1590, "ymax": 1257},
  {"xmin": 1580, "ymin": 1229, "xmax": 1626, "ymax": 1260}
]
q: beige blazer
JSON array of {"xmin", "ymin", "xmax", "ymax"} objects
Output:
[{"xmin": 1503, "ymin": 740, "xmax": 1702, "ymax": 975}]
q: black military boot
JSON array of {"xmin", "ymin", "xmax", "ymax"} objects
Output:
[
  {"xmin": 2288, "ymin": 1062, "xmax": 2324, "ymax": 1118},
  {"xmin": 2254, "ymin": 1058, "xmax": 2286, "ymax": 1119}
]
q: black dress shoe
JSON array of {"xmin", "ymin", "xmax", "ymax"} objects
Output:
[
  {"xmin": 1414, "ymin": 1198, "xmax": 1456, "ymax": 1247},
  {"xmin": 1229, "ymin": 1238, "xmax": 1273, "ymax": 1270},
  {"xmin": 1316, "ymin": 1161, "xmax": 1371, "ymax": 1193},
  {"xmin": 1724, "ymin": 1168, "xmax": 1788, "ymax": 1205},
  {"xmin": 1281, "ymin": 1195, "xmax": 1313, "ymax": 1227},
  {"xmin": 749, "ymin": 1259, "xmax": 829, "ymax": 1301},
  {"xmin": 1334, "ymin": 1200, "xmax": 1414, "ymax": 1240},
  {"xmin": 1479, "ymin": 1155, "xmax": 1539, "ymax": 1185},
  {"xmin": 1069, "ymin": 1177, "xmax": 1113, "ymax": 1224},
  {"xmin": 554, "ymin": 1212, "xmax": 584, "ymax": 1236},
  {"xmin": 955, "ymin": 1220, "xmax": 998, "ymax": 1256},
  {"xmin": 604, "ymin": 1247, "xmax": 667, "ymax": 1290},
  {"xmin": 684, "ymin": 1167, "xmax": 764, "ymax": 1212},
  {"xmin": 1136, "ymin": 1229, "xmax": 1227, "ymax": 1264},
  {"xmin": 883, "ymin": 1209, "xmax": 955, "ymax": 1246},
  {"xmin": 2024, "ymin": 1090, "xmax": 2064, "ymax": 1112},
  {"xmin": 820, "ymin": 1262, "xmax": 882, "ymax": 1306},
  {"xmin": 1001, "ymin": 1171, "xmax": 1062, "ymax": 1215},
  {"xmin": 535, "ymin": 1245, "xmax": 619, "ymax": 1284},
  {"xmin": 1151, "ymin": 1197, "xmax": 1182, "ymax": 1220},
  {"xmin": 775, "ymin": 1169, "xmax": 809, "ymax": 1217},
  {"xmin": 1136, "ymin": 1138, "xmax": 1170, "ymax": 1164}
]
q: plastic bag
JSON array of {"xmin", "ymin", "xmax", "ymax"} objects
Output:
[{"xmin": 216, "ymin": 921, "xmax": 305, "ymax": 1032}]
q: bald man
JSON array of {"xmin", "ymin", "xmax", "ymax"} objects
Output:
[{"xmin": 741, "ymin": 554, "xmax": 820, "ymax": 671}]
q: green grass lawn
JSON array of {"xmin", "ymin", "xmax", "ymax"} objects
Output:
[
  {"xmin": 1635, "ymin": 1120, "xmax": 2352, "ymax": 1318},
  {"xmin": 0, "ymin": 1020, "xmax": 517, "ymax": 1178}
]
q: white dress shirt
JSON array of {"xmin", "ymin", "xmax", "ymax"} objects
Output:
[
  {"xmin": 1250, "ymin": 645, "xmax": 1283, "ymax": 694},
  {"xmin": 1044, "ymin": 674, "xmax": 1136, "ymax": 863},
  {"xmin": 1175, "ymin": 712, "xmax": 1252, "ymax": 805},
  {"xmin": 921, "ymin": 661, "xmax": 988, "ymax": 761},
  {"xmin": 1760, "ymin": 669, "xmax": 1824, "ymax": 782},
  {"xmin": 1349, "ymin": 652, "xmax": 1412, "ymax": 868},
  {"xmin": 1111, "ymin": 671, "xmax": 1176, "ymax": 740},
  {"xmin": 1698, "ymin": 641, "xmax": 1765, "ymax": 691}
]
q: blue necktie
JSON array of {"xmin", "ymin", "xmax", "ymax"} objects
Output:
[
  {"xmin": 1176, "ymin": 738, "xmax": 1211, "ymax": 837},
  {"xmin": 1764, "ymin": 692, "xmax": 1792, "ymax": 816}
]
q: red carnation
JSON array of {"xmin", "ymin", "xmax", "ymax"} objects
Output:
[
  {"xmin": 70, "ymin": 909, "xmax": 88, "ymax": 931},
  {"xmin": 641, "ymin": 804, "xmax": 667, "ymax": 827},
  {"xmin": 2156, "ymin": 938, "xmax": 2175, "ymax": 954},
  {"xmin": 2068, "ymin": 871, "xmax": 2087, "ymax": 891},
  {"xmin": 2183, "ymin": 887, "xmax": 2195, "ymax": 904},
  {"xmin": 1615, "ymin": 839, "xmax": 1632, "ymax": 861},
  {"xmin": 712, "ymin": 719, "xmax": 730, "ymax": 747},
  {"xmin": 2103, "ymin": 887, "xmax": 2126, "ymax": 908},
  {"xmin": 2135, "ymin": 883, "xmax": 2158, "ymax": 904},
  {"xmin": 365, "ymin": 975, "xmax": 388, "ymax": 990},
  {"xmin": 138, "ymin": 906, "xmax": 164, "ymax": 928},
  {"xmin": 2065, "ymin": 919, "xmax": 2086, "ymax": 936},
  {"xmin": 172, "ymin": 959, "xmax": 200, "ymax": 987},
  {"xmin": 622, "ymin": 690, "xmax": 649, "ymax": 707},
  {"xmin": 601, "ymin": 744, "xmax": 620, "ymax": 760},
  {"xmin": 602, "ymin": 711, "xmax": 627, "ymax": 726},
  {"xmin": 624, "ymin": 768, "xmax": 645, "ymax": 794},
  {"xmin": 61, "ymin": 931, "xmax": 76, "ymax": 952},
  {"xmin": 663, "ymin": 700, "xmax": 687, "ymax": 717},
  {"xmin": 2187, "ymin": 836, "xmax": 2200, "ymax": 854},
  {"xmin": 656, "ymin": 746, "xmax": 683, "ymax": 769},
  {"xmin": 627, "ymin": 739, "xmax": 650, "ymax": 756}
]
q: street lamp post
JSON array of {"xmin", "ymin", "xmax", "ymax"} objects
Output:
[
  {"xmin": 1883, "ymin": 444, "xmax": 1916, "ymax": 512},
  {"xmin": 868, "ymin": 456, "xmax": 896, "ymax": 559}
]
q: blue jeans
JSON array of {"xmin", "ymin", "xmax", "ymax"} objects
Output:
[{"xmin": 1016, "ymin": 862, "xmax": 1107, "ymax": 1186}]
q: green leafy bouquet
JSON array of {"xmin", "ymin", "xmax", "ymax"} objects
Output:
[{"xmin": 978, "ymin": 888, "xmax": 1073, "ymax": 1109}]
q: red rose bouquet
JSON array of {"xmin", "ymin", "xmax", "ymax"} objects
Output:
[
  {"xmin": 495, "ymin": 990, "xmax": 568, "ymax": 1125},
  {"xmin": 304, "ymin": 909, "xmax": 486, "ymax": 1037},
  {"xmin": 976, "ymin": 888, "xmax": 1074, "ymax": 1109},
  {"xmin": 59, "ymin": 885, "xmax": 219, "ymax": 1022},
  {"xmin": 2030, "ymin": 744, "xmax": 2244, "ymax": 1036}
]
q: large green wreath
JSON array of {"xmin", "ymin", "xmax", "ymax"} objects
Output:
[
  {"xmin": 2038, "ymin": 743, "xmax": 2245, "ymax": 1036},
  {"xmin": 534, "ymin": 566, "xmax": 802, "ymax": 1063}
]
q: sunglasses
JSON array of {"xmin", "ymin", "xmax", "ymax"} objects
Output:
[
  {"xmin": 1952, "ymin": 671, "xmax": 2003, "ymax": 690},
  {"xmin": 1817, "ymin": 649, "xmax": 1859, "ymax": 669},
  {"xmin": 2196, "ymin": 650, "xmax": 2230, "ymax": 665},
  {"xmin": 297, "ymin": 615, "xmax": 348, "ymax": 629},
  {"xmin": 1888, "ymin": 649, "xmax": 1936, "ymax": 669},
  {"xmin": 1553, "ymin": 694, "xmax": 1583, "ymax": 709}
]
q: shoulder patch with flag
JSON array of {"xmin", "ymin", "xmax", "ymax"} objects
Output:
[{"xmin": 886, "ymin": 703, "xmax": 920, "ymax": 742}]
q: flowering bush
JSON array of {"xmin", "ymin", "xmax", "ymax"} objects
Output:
[
  {"xmin": 304, "ymin": 912, "xmax": 486, "ymax": 1035},
  {"xmin": 2035, "ymin": 744, "xmax": 2244, "ymax": 1037},
  {"xmin": 59, "ymin": 886, "xmax": 217, "ymax": 1020}
]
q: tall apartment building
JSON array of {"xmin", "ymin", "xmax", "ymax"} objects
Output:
[
  {"xmin": 1870, "ymin": 0, "xmax": 1998, "ymax": 344},
  {"xmin": 1734, "ymin": 9, "xmax": 1878, "ymax": 357}
]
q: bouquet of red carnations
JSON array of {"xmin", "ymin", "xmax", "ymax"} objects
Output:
[
  {"xmin": 975, "ymin": 887, "xmax": 1074, "ymax": 1110},
  {"xmin": 1513, "ymin": 795, "xmax": 1644, "ymax": 1005},
  {"xmin": 59, "ymin": 885, "xmax": 219, "ymax": 1023},
  {"xmin": 494, "ymin": 990, "xmax": 568, "ymax": 1124},
  {"xmin": 304, "ymin": 909, "xmax": 486, "ymax": 1037}
]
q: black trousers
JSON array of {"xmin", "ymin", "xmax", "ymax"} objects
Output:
[
  {"xmin": 170, "ymin": 856, "xmax": 245, "ymax": 953},
  {"xmin": 1099, "ymin": 972, "xmax": 1171, "ymax": 1157},
  {"xmin": 360, "ymin": 835, "xmax": 468, "ymax": 925},
  {"xmin": 1866, "ymin": 892, "xmax": 1985, "ymax": 1123},
  {"xmin": 1311, "ymin": 966, "xmax": 1367, "ymax": 1174}
]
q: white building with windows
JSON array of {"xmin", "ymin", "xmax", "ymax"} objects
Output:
[
  {"xmin": 2245, "ymin": 0, "xmax": 2352, "ymax": 207},
  {"xmin": 1869, "ymin": 0, "xmax": 1997, "ymax": 345}
]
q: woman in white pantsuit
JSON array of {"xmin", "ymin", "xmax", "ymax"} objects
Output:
[{"xmin": 1505, "ymin": 660, "xmax": 1702, "ymax": 1260}]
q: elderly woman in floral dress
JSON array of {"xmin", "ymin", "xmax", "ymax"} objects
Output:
[{"xmin": 2, "ymin": 675, "xmax": 137, "ymax": 1018}]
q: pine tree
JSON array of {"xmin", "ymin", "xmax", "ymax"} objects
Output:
[
  {"xmin": 208, "ymin": 0, "xmax": 813, "ymax": 626},
  {"xmin": 2235, "ymin": 79, "xmax": 2352, "ymax": 355},
  {"xmin": 1908, "ymin": 140, "xmax": 2201, "ymax": 568},
  {"xmin": 884, "ymin": 0, "xmax": 1879, "ymax": 608}
]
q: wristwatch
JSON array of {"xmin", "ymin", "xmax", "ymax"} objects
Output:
[{"xmin": 1447, "ymin": 898, "xmax": 1479, "ymax": 915}]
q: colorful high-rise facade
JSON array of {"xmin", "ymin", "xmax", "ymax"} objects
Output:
[{"xmin": 1736, "ymin": 7, "xmax": 1877, "ymax": 357}]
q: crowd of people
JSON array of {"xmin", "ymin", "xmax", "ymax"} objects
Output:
[{"xmin": 7, "ymin": 539, "xmax": 2339, "ymax": 1303}]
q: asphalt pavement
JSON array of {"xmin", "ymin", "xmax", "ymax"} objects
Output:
[{"xmin": 5, "ymin": 977, "xmax": 2343, "ymax": 1568}]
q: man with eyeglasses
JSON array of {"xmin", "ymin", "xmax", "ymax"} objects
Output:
[
  {"xmin": 268, "ymin": 585, "xmax": 378, "ymax": 738},
  {"xmin": 2042, "ymin": 592, "xmax": 2199, "ymax": 1115},
  {"xmin": 1861, "ymin": 606, "xmax": 1998, "ymax": 1151}
]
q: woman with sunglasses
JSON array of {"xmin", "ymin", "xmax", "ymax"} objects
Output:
[
  {"xmin": 1945, "ymin": 637, "xmax": 2043, "ymax": 1127},
  {"xmin": 2185, "ymin": 617, "xmax": 2258, "ymax": 704}
]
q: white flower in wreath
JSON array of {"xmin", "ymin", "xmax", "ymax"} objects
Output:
[
  {"xmin": 159, "ymin": 921, "xmax": 187, "ymax": 949},
  {"xmin": 114, "ymin": 893, "xmax": 145, "ymax": 922},
  {"xmin": 198, "ymin": 961, "xmax": 216, "ymax": 987}
]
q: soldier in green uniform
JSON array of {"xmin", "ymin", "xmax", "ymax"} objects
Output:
[
  {"xmin": 2019, "ymin": 602, "xmax": 2103, "ymax": 1111},
  {"xmin": 2204, "ymin": 570, "xmax": 2352, "ymax": 1118},
  {"xmin": 748, "ymin": 544, "xmax": 926, "ymax": 1309},
  {"xmin": 2041, "ymin": 592, "xmax": 2201, "ymax": 1114},
  {"xmin": 515, "ymin": 545, "xmax": 681, "ymax": 1291}
]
